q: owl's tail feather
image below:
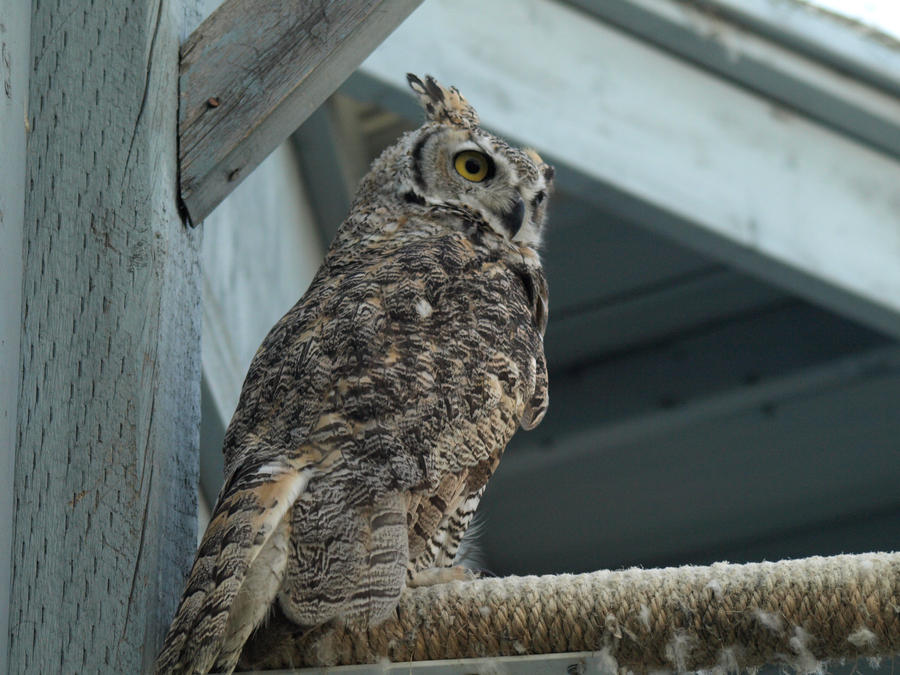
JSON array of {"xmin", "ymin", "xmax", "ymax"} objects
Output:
[{"xmin": 154, "ymin": 461, "xmax": 313, "ymax": 675}]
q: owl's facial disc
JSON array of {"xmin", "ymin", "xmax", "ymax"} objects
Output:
[{"xmin": 408, "ymin": 127, "xmax": 553, "ymax": 247}]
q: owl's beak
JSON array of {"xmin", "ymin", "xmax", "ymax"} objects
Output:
[{"xmin": 500, "ymin": 197, "xmax": 526, "ymax": 238}]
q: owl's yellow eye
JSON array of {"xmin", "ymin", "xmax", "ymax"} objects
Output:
[{"xmin": 454, "ymin": 151, "xmax": 491, "ymax": 182}]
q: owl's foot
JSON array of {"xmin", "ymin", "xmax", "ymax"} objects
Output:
[{"xmin": 407, "ymin": 565, "xmax": 476, "ymax": 588}]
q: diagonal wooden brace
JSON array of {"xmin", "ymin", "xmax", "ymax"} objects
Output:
[{"xmin": 178, "ymin": 0, "xmax": 422, "ymax": 224}]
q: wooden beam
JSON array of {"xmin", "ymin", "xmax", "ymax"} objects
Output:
[
  {"xmin": 482, "ymin": 302, "xmax": 896, "ymax": 572},
  {"xmin": 198, "ymin": 376, "xmax": 225, "ymax": 540},
  {"xmin": 9, "ymin": 2, "xmax": 202, "ymax": 671},
  {"xmin": 0, "ymin": 3, "xmax": 31, "ymax": 668},
  {"xmin": 178, "ymin": 0, "xmax": 422, "ymax": 224},
  {"xmin": 567, "ymin": 0, "xmax": 900, "ymax": 158},
  {"xmin": 545, "ymin": 267, "xmax": 784, "ymax": 368},
  {"xmin": 515, "ymin": 307, "xmax": 895, "ymax": 466},
  {"xmin": 485, "ymin": 346, "xmax": 900, "ymax": 573},
  {"xmin": 709, "ymin": 0, "xmax": 900, "ymax": 98},
  {"xmin": 350, "ymin": 0, "xmax": 900, "ymax": 339},
  {"xmin": 291, "ymin": 100, "xmax": 366, "ymax": 245}
]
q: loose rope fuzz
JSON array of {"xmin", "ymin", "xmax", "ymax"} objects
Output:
[{"xmin": 240, "ymin": 552, "xmax": 900, "ymax": 672}]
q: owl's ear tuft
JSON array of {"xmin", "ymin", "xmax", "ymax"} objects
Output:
[
  {"xmin": 406, "ymin": 73, "xmax": 426, "ymax": 94},
  {"xmin": 407, "ymin": 73, "xmax": 479, "ymax": 128}
]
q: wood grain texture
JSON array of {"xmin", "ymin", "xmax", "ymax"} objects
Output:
[
  {"xmin": 568, "ymin": 0, "xmax": 900, "ymax": 159},
  {"xmin": 10, "ymin": 0, "xmax": 202, "ymax": 672},
  {"xmin": 0, "ymin": 3, "xmax": 31, "ymax": 669},
  {"xmin": 178, "ymin": 0, "xmax": 423, "ymax": 223}
]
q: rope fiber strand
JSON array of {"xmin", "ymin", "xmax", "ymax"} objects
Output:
[{"xmin": 239, "ymin": 552, "xmax": 900, "ymax": 672}]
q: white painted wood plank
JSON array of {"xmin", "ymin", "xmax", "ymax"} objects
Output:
[
  {"xmin": 711, "ymin": 0, "xmax": 900, "ymax": 97},
  {"xmin": 181, "ymin": 0, "xmax": 224, "ymax": 39},
  {"xmin": 357, "ymin": 0, "xmax": 900, "ymax": 338},
  {"xmin": 545, "ymin": 270, "xmax": 784, "ymax": 367},
  {"xmin": 178, "ymin": 0, "xmax": 422, "ymax": 223},
  {"xmin": 9, "ymin": 2, "xmax": 203, "ymax": 671},
  {"xmin": 524, "ymin": 326, "xmax": 896, "ymax": 468},
  {"xmin": 568, "ymin": 0, "xmax": 900, "ymax": 158},
  {"xmin": 0, "ymin": 5, "xmax": 31, "ymax": 669},
  {"xmin": 201, "ymin": 143, "xmax": 325, "ymax": 423},
  {"xmin": 198, "ymin": 376, "xmax": 227, "ymax": 520},
  {"xmin": 485, "ymin": 348, "xmax": 900, "ymax": 572}
]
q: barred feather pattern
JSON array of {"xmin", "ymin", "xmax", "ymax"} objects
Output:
[{"xmin": 155, "ymin": 74, "xmax": 552, "ymax": 674}]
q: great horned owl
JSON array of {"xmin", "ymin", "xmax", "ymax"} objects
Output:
[{"xmin": 155, "ymin": 74, "xmax": 553, "ymax": 674}]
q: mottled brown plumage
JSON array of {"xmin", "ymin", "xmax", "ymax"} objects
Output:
[{"xmin": 155, "ymin": 74, "xmax": 553, "ymax": 674}]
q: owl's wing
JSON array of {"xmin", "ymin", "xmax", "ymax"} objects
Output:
[
  {"xmin": 517, "ymin": 259, "xmax": 549, "ymax": 430},
  {"xmin": 403, "ymin": 252, "xmax": 550, "ymax": 574},
  {"xmin": 153, "ymin": 446, "xmax": 335, "ymax": 675}
]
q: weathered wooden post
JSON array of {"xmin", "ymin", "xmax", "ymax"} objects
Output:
[
  {"xmin": 1, "ymin": 4, "xmax": 32, "ymax": 670},
  {"xmin": 9, "ymin": 1, "xmax": 202, "ymax": 671}
]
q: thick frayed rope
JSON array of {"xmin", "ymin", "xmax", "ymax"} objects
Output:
[{"xmin": 240, "ymin": 552, "xmax": 899, "ymax": 672}]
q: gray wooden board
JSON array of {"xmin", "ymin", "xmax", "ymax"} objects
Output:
[
  {"xmin": 291, "ymin": 104, "xmax": 356, "ymax": 246},
  {"xmin": 199, "ymin": 376, "xmax": 227, "ymax": 511},
  {"xmin": 200, "ymin": 143, "xmax": 324, "ymax": 422},
  {"xmin": 544, "ymin": 269, "xmax": 785, "ymax": 368},
  {"xmin": 535, "ymin": 302, "xmax": 891, "ymax": 445},
  {"xmin": 565, "ymin": 0, "xmax": 900, "ymax": 159},
  {"xmin": 711, "ymin": 0, "xmax": 900, "ymax": 97},
  {"xmin": 539, "ymin": 189, "xmax": 788, "ymax": 366},
  {"xmin": 542, "ymin": 190, "xmax": 719, "ymax": 315},
  {"xmin": 1, "ymin": 4, "xmax": 31, "ymax": 670},
  {"xmin": 483, "ymin": 359, "xmax": 900, "ymax": 574},
  {"xmin": 178, "ymin": 0, "xmax": 422, "ymax": 223},
  {"xmin": 10, "ymin": 1, "xmax": 202, "ymax": 672}
]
